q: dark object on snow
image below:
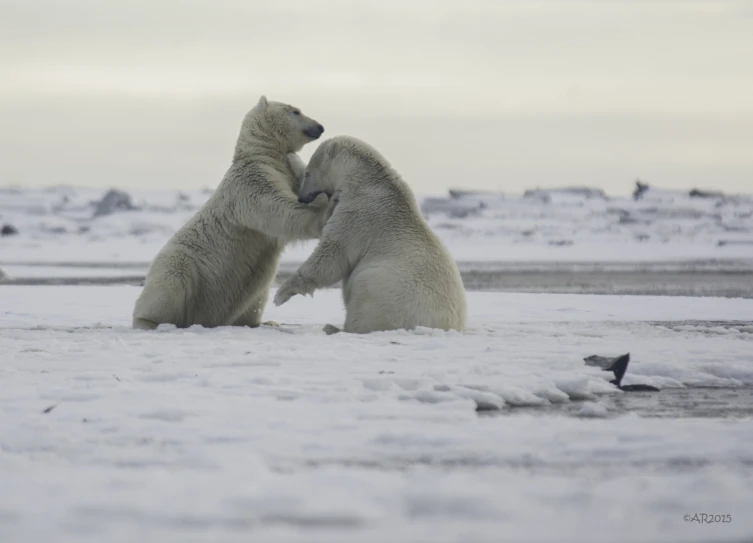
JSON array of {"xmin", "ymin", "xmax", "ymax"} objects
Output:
[
  {"xmin": 584, "ymin": 353, "xmax": 630, "ymax": 385},
  {"xmin": 717, "ymin": 240, "xmax": 753, "ymax": 247},
  {"xmin": 632, "ymin": 180, "xmax": 650, "ymax": 201},
  {"xmin": 1, "ymin": 224, "xmax": 18, "ymax": 236},
  {"xmin": 619, "ymin": 383, "xmax": 661, "ymax": 392},
  {"xmin": 584, "ymin": 353, "xmax": 660, "ymax": 392},
  {"xmin": 474, "ymin": 401, "xmax": 501, "ymax": 413},
  {"xmin": 93, "ymin": 189, "xmax": 136, "ymax": 217},
  {"xmin": 689, "ymin": 188, "xmax": 724, "ymax": 199}
]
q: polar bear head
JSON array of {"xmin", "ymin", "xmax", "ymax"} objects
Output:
[
  {"xmin": 298, "ymin": 136, "xmax": 389, "ymax": 203},
  {"xmin": 238, "ymin": 96, "xmax": 325, "ymax": 155}
]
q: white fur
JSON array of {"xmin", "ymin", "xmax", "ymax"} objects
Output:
[
  {"xmin": 132, "ymin": 96, "xmax": 330, "ymax": 330},
  {"xmin": 274, "ymin": 136, "xmax": 468, "ymax": 334}
]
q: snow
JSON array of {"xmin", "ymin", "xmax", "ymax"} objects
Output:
[
  {"xmin": 2, "ymin": 181, "xmax": 752, "ymax": 541},
  {"xmin": 577, "ymin": 401, "xmax": 610, "ymax": 418},
  {"xmin": 2, "ymin": 184, "xmax": 752, "ymax": 265},
  {"xmin": 1, "ymin": 286, "xmax": 752, "ymax": 542}
]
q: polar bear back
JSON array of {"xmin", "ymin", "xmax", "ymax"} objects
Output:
[{"xmin": 331, "ymin": 167, "xmax": 467, "ymax": 333}]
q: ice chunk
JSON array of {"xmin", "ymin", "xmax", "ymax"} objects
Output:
[
  {"xmin": 1, "ymin": 223, "xmax": 18, "ymax": 236},
  {"xmin": 93, "ymin": 189, "xmax": 137, "ymax": 217}
]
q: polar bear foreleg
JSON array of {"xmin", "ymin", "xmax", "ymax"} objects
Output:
[
  {"xmin": 234, "ymin": 192, "xmax": 331, "ymax": 241},
  {"xmin": 273, "ymin": 239, "xmax": 348, "ymax": 306},
  {"xmin": 285, "ymin": 153, "xmax": 307, "ymax": 193}
]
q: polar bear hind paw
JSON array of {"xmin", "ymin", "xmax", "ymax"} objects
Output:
[{"xmin": 133, "ymin": 316, "xmax": 160, "ymax": 330}]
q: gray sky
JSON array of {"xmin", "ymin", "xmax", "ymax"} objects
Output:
[{"xmin": 1, "ymin": 0, "xmax": 752, "ymax": 195}]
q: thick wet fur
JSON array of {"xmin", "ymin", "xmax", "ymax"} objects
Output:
[
  {"xmin": 132, "ymin": 96, "xmax": 333, "ymax": 329},
  {"xmin": 274, "ymin": 135, "xmax": 468, "ymax": 334}
]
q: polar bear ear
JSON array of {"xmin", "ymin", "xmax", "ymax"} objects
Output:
[
  {"xmin": 255, "ymin": 95, "xmax": 269, "ymax": 112},
  {"xmin": 327, "ymin": 140, "xmax": 340, "ymax": 159}
]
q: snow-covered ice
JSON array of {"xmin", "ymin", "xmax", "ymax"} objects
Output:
[
  {"xmin": 1, "ymin": 286, "xmax": 752, "ymax": 542},
  {"xmin": 2, "ymin": 182, "xmax": 752, "ymax": 541}
]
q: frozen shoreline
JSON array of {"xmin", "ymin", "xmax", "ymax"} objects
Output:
[{"xmin": 3, "ymin": 259, "xmax": 753, "ymax": 298}]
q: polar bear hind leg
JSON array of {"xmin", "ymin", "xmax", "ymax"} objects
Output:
[
  {"xmin": 229, "ymin": 289, "xmax": 281, "ymax": 328},
  {"xmin": 230, "ymin": 290, "xmax": 268, "ymax": 327},
  {"xmin": 341, "ymin": 271, "xmax": 402, "ymax": 334},
  {"xmin": 133, "ymin": 278, "xmax": 194, "ymax": 329},
  {"xmin": 132, "ymin": 316, "xmax": 160, "ymax": 330}
]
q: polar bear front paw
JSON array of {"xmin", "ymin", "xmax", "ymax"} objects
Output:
[
  {"xmin": 274, "ymin": 279, "xmax": 301, "ymax": 306},
  {"xmin": 275, "ymin": 273, "xmax": 316, "ymax": 306},
  {"xmin": 274, "ymin": 286, "xmax": 293, "ymax": 306}
]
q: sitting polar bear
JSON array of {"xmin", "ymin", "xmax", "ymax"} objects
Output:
[
  {"xmin": 132, "ymin": 96, "xmax": 330, "ymax": 330},
  {"xmin": 273, "ymin": 135, "xmax": 467, "ymax": 334}
]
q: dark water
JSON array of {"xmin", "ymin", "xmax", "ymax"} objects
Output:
[
  {"xmin": 2, "ymin": 259, "xmax": 753, "ymax": 298},
  {"xmin": 489, "ymin": 387, "xmax": 753, "ymax": 420}
]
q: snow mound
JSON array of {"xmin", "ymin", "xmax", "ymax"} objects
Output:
[{"xmin": 93, "ymin": 189, "xmax": 137, "ymax": 217}]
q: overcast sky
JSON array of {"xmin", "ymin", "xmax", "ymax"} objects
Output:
[{"xmin": 1, "ymin": 0, "xmax": 752, "ymax": 195}]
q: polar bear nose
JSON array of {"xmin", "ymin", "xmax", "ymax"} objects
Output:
[{"xmin": 303, "ymin": 124, "xmax": 325, "ymax": 139}]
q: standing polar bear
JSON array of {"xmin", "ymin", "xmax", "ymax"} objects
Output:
[
  {"xmin": 132, "ymin": 96, "xmax": 330, "ymax": 330},
  {"xmin": 274, "ymin": 135, "xmax": 467, "ymax": 334}
]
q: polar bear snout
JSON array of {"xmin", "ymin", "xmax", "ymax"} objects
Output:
[
  {"xmin": 303, "ymin": 124, "xmax": 325, "ymax": 139},
  {"xmin": 298, "ymin": 190, "xmax": 331, "ymax": 204}
]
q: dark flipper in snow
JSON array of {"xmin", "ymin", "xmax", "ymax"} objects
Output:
[
  {"xmin": 584, "ymin": 353, "xmax": 660, "ymax": 392},
  {"xmin": 583, "ymin": 353, "xmax": 630, "ymax": 386}
]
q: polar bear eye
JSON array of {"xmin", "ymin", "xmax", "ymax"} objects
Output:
[{"xmin": 292, "ymin": 109, "xmax": 301, "ymax": 116}]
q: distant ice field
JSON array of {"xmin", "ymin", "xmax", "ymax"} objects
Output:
[{"xmin": 2, "ymin": 184, "xmax": 752, "ymax": 266}]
